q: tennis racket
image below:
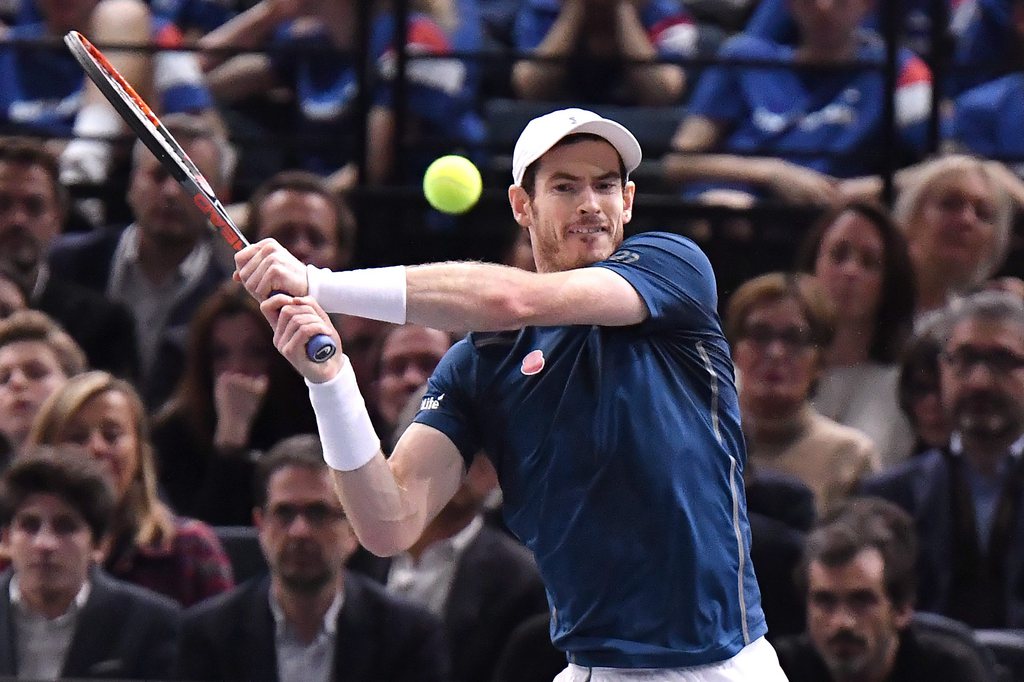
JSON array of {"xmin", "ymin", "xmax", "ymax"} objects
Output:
[{"xmin": 64, "ymin": 30, "xmax": 336, "ymax": 363}]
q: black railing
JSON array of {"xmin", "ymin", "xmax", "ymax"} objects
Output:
[{"xmin": 6, "ymin": 0, "xmax": 1021, "ymax": 284}]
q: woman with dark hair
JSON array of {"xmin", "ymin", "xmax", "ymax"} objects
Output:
[
  {"xmin": 896, "ymin": 321, "xmax": 951, "ymax": 456},
  {"xmin": 150, "ymin": 282, "xmax": 316, "ymax": 525},
  {"xmin": 795, "ymin": 200, "xmax": 918, "ymax": 467},
  {"xmin": 27, "ymin": 371, "xmax": 233, "ymax": 607}
]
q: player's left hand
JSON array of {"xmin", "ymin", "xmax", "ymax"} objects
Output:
[
  {"xmin": 235, "ymin": 238, "xmax": 309, "ymax": 301},
  {"xmin": 260, "ymin": 294, "xmax": 342, "ymax": 384}
]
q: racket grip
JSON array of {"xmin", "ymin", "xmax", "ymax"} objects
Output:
[
  {"xmin": 306, "ymin": 334, "xmax": 337, "ymax": 363},
  {"xmin": 270, "ymin": 290, "xmax": 337, "ymax": 364}
]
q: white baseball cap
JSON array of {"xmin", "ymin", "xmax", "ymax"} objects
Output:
[{"xmin": 511, "ymin": 108, "xmax": 643, "ymax": 186}]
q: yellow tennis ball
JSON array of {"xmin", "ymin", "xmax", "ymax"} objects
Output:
[{"xmin": 423, "ymin": 155, "xmax": 482, "ymax": 215}]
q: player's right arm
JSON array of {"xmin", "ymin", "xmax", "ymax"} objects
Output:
[{"xmin": 265, "ymin": 293, "xmax": 464, "ymax": 556}]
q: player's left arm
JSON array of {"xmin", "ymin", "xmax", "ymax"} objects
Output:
[{"xmin": 235, "ymin": 242, "xmax": 649, "ymax": 331}]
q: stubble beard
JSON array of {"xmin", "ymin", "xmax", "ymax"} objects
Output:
[
  {"xmin": 532, "ymin": 219, "xmax": 620, "ymax": 273},
  {"xmin": 274, "ymin": 544, "xmax": 335, "ymax": 595},
  {"xmin": 0, "ymin": 228, "xmax": 41, "ymax": 289}
]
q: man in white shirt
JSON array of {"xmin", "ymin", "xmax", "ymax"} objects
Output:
[
  {"xmin": 176, "ymin": 434, "xmax": 449, "ymax": 682},
  {"xmin": 48, "ymin": 113, "xmax": 235, "ymax": 406}
]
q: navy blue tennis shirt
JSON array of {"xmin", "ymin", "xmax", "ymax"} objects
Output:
[{"xmin": 413, "ymin": 231, "xmax": 766, "ymax": 668}]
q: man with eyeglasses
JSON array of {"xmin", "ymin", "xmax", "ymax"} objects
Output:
[
  {"xmin": 176, "ymin": 434, "xmax": 449, "ymax": 682},
  {"xmin": 861, "ymin": 290, "xmax": 1024, "ymax": 629},
  {"xmin": 0, "ymin": 447, "xmax": 180, "ymax": 680}
]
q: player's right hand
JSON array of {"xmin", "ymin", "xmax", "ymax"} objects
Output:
[
  {"xmin": 260, "ymin": 293, "xmax": 342, "ymax": 384},
  {"xmin": 235, "ymin": 238, "xmax": 309, "ymax": 302}
]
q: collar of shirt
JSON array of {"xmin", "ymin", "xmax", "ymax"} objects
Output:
[
  {"xmin": 392, "ymin": 514, "xmax": 484, "ymax": 572},
  {"xmin": 949, "ymin": 432, "xmax": 1024, "ymax": 463},
  {"xmin": 28, "ymin": 263, "xmax": 49, "ymax": 303},
  {"xmin": 10, "ymin": 573, "xmax": 91, "ymax": 622},
  {"xmin": 107, "ymin": 223, "xmax": 213, "ymax": 295},
  {"xmin": 268, "ymin": 585, "xmax": 345, "ymax": 640}
]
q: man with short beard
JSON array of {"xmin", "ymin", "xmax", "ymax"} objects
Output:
[
  {"xmin": 48, "ymin": 113, "xmax": 233, "ymax": 407},
  {"xmin": 775, "ymin": 497, "xmax": 993, "ymax": 681},
  {"xmin": 175, "ymin": 434, "xmax": 449, "ymax": 682},
  {"xmin": 0, "ymin": 139, "xmax": 137, "ymax": 378},
  {"xmin": 861, "ymin": 290, "xmax": 1024, "ymax": 628}
]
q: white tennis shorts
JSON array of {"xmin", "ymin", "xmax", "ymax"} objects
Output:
[{"xmin": 553, "ymin": 637, "xmax": 789, "ymax": 681}]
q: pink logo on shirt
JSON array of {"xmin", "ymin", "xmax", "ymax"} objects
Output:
[{"xmin": 521, "ymin": 350, "xmax": 545, "ymax": 376}]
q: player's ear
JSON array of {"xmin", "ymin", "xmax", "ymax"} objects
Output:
[
  {"xmin": 509, "ymin": 184, "xmax": 533, "ymax": 228},
  {"xmin": 622, "ymin": 180, "xmax": 636, "ymax": 224}
]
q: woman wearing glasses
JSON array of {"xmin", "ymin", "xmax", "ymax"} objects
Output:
[{"xmin": 726, "ymin": 272, "xmax": 880, "ymax": 515}]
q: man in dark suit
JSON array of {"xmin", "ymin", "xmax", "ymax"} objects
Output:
[
  {"xmin": 860, "ymin": 290, "xmax": 1024, "ymax": 629},
  {"xmin": 745, "ymin": 467, "xmax": 816, "ymax": 639},
  {"xmin": 176, "ymin": 434, "xmax": 449, "ymax": 682},
  {"xmin": 48, "ymin": 113, "xmax": 233, "ymax": 407},
  {"xmin": 774, "ymin": 497, "xmax": 995, "ymax": 681},
  {"xmin": 348, "ymin": 362, "xmax": 548, "ymax": 682},
  {"xmin": 0, "ymin": 447, "xmax": 180, "ymax": 679},
  {"xmin": 349, "ymin": 452, "xmax": 548, "ymax": 682},
  {"xmin": 0, "ymin": 138, "xmax": 137, "ymax": 379}
]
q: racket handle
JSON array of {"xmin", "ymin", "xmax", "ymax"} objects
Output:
[
  {"xmin": 270, "ymin": 290, "xmax": 337, "ymax": 364},
  {"xmin": 306, "ymin": 334, "xmax": 337, "ymax": 363}
]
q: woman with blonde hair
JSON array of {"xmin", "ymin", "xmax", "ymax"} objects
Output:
[
  {"xmin": 28, "ymin": 371, "xmax": 233, "ymax": 607},
  {"xmin": 892, "ymin": 154, "xmax": 1014, "ymax": 318}
]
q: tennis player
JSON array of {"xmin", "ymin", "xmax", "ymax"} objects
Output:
[{"xmin": 236, "ymin": 108, "xmax": 787, "ymax": 680}]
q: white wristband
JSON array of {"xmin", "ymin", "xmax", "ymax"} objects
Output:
[
  {"xmin": 306, "ymin": 357, "xmax": 381, "ymax": 471},
  {"xmin": 307, "ymin": 264, "xmax": 407, "ymax": 324}
]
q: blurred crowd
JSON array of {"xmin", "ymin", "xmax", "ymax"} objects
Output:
[{"xmin": 0, "ymin": 0, "xmax": 1023, "ymax": 680}]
